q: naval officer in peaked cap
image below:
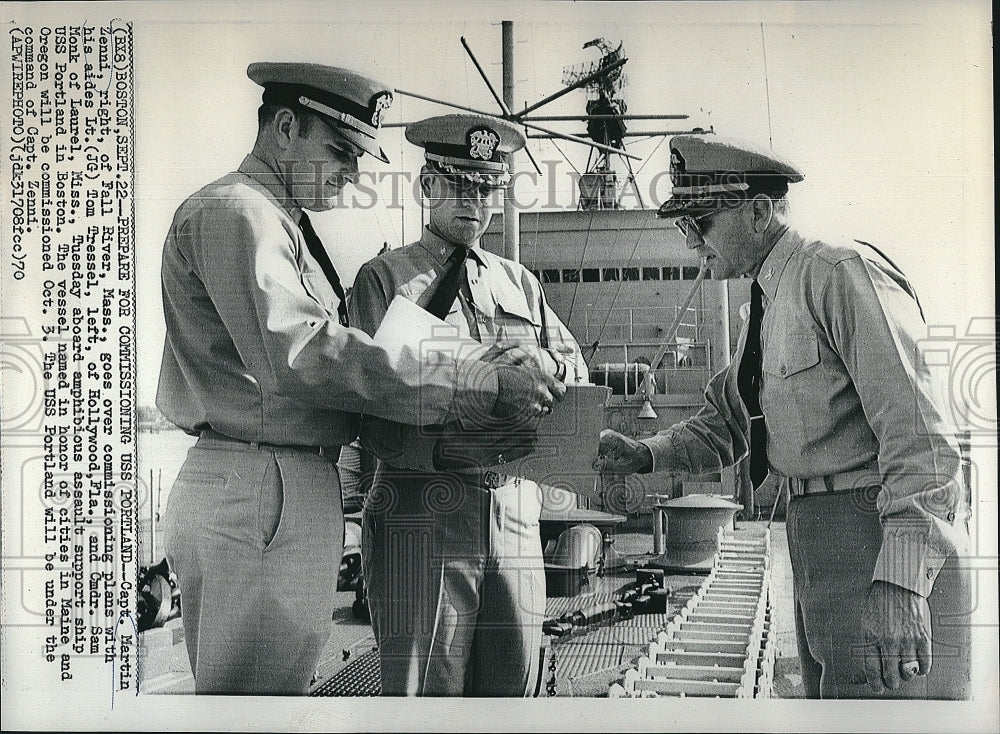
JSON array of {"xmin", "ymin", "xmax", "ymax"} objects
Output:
[
  {"xmin": 598, "ymin": 133, "xmax": 971, "ymax": 699},
  {"xmin": 158, "ymin": 67, "xmax": 562, "ymax": 695},
  {"xmin": 655, "ymin": 134, "xmax": 803, "ymax": 223},
  {"xmin": 246, "ymin": 62, "xmax": 395, "ymax": 163},
  {"xmin": 350, "ymin": 114, "xmax": 587, "ymax": 696}
]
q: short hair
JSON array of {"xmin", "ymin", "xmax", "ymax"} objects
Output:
[
  {"xmin": 771, "ymin": 194, "xmax": 789, "ymax": 217},
  {"xmin": 752, "ymin": 190, "xmax": 789, "ymax": 218},
  {"xmin": 256, "ymin": 102, "xmax": 320, "ymax": 135}
]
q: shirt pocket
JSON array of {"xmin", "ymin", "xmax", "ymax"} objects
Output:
[
  {"xmin": 763, "ymin": 331, "xmax": 820, "ymax": 379},
  {"xmin": 493, "ymin": 290, "xmax": 542, "ymax": 343},
  {"xmin": 760, "ymin": 330, "xmax": 820, "ymax": 446},
  {"xmin": 302, "ymin": 271, "xmax": 340, "ymax": 316}
]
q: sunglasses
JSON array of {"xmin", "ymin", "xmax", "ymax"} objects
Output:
[{"xmin": 673, "ymin": 210, "xmax": 722, "ymax": 238}]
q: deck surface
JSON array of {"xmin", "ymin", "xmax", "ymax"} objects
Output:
[{"xmin": 139, "ymin": 521, "xmax": 804, "ymax": 697}]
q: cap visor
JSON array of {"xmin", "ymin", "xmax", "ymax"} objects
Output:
[
  {"xmin": 656, "ymin": 198, "xmax": 709, "ymax": 218},
  {"xmin": 333, "ymin": 124, "xmax": 390, "ymax": 164},
  {"xmin": 439, "ymin": 168, "xmax": 510, "ymax": 190},
  {"xmin": 657, "ymin": 196, "xmax": 745, "ymax": 219}
]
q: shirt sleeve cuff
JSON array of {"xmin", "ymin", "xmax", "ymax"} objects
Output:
[
  {"xmin": 872, "ymin": 523, "xmax": 944, "ymax": 597},
  {"xmin": 447, "ymin": 359, "xmax": 499, "ymax": 425},
  {"xmin": 640, "ymin": 432, "xmax": 681, "ymax": 474}
]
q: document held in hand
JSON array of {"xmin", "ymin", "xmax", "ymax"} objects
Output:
[
  {"xmin": 373, "ymin": 296, "xmax": 609, "ymax": 499},
  {"xmin": 373, "ymin": 294, "xmax": 462, "ymax": 356}
]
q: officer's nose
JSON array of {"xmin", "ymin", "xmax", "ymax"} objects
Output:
[
  {"xmin": 685, "ymin": 227, "xmax": 704, "ymax": 250},
  {"xmin": 347, "ymin": 155, "xmax": 360, "ymax": 176},
  {"xmin": 342, "ymin": 156, "xmax": 360, "ymax": 183}
]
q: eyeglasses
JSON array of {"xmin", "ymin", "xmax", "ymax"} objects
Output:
[
  {"xmin": 440, "ymin": 174, "xmax": 501, "ymax": 201},
  {"xmin": 674, "ymin": 210, "xmax": 721, "ymax": 238}
]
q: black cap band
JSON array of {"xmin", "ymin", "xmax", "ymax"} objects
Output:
[
  {"xmin": 263, "ymin": 84, "xmax": 366, "ymax": 121},
  {"xmin": 672, "ymin": 171, "xmax": 789, "ymax": 196},
  {"xmin": 425, "ymin": 141, "xmax": 501, "ymax": 164}
]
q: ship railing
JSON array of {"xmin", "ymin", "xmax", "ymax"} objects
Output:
[
  {"xmin": 591, "ymin": 348, "xmax": 713, "ymax": 397},
  {"xmin": 583, "ymin": 304, "xmax": 711, "ymax": 344},
  {"xmin": 590, "ymin": 339, "xmax": 712, "ymax": 370}
]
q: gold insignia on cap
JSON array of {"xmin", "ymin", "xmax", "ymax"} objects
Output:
[
  {"xmin": 468, "ymin": 127, "xmax": 500, "ymax": 161},
  {"xmin": 669, "ymin": 150, "xmax": 685, "ymax": 184},
  {"xmin": 370, "ymin": 92, "xmax": 393, "ymax": 128}
]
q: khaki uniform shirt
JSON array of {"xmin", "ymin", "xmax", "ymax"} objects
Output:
[
  {"xmin": 642, "ymin": 227, "xmax": 968, "ymax": 596},
  {"xmin": 156, "ymin": 155, "xmax": 498, "ymax": 447},
  {"xmin": 350, "ymin": 227, "xmax": 588, "ymax": 472}
]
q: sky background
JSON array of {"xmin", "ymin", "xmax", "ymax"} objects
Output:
[{"xmin": 122, "ymin": 0, "xmax": 993, "ymax": 405}]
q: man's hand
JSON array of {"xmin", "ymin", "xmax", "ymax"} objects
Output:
[
  {"xmin": 488, "ymin": 362, "xmax": 567, "ymax": 430},
  {"xmin": 481, "ymin": 341, "xmax": 539, "ymax": 367},
  {"xmin": 860, "ymin": 580, "xmax": 932, "ymax": 694},
  {"xmin": 593, "ymin": 429, "xmax": 654, "ymax": 474},
  {"xmin": 482, "ymin": 341, "xmax": 573, "ymax": 376}
]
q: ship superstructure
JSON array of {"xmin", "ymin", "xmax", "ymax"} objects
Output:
[{"xmin": 484, "ymin": 210, "xmax": 754, "ymax": 518}]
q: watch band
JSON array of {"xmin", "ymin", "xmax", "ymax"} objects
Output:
[{"xmin": 553, "ymin": 358, "xmax": 568, "ymax": 382}]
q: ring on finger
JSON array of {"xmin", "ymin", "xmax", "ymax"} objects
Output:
[{"xmin": 899, "ymin": 660, "xmax": 920, "ymax": 677}]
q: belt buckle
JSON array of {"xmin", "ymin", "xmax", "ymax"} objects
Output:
[
  {"xmin": 788, "ymin": 476, "xmax": 805, "ymax": 496},
  {"xmin": 790, "ymin": 476, "xmax": 830, "ymax": 495}
]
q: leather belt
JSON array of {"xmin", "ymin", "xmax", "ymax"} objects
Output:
[
  {"xmin": 456, "ymin": 468, "xmax": 518, "ymax": 489},
  {"xmin": 782, "ymin": 463, "xmax": 881, "ymax": 497},
  {"xmin": 199, "ymin": 429, "xmax": 341, "ymax": 461}
]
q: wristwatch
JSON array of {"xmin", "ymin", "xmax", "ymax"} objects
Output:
[{"xmin": 553, "ymin": 357, "xmax": 568, "ymax": 382}]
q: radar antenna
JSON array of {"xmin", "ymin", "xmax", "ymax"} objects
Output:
[{"xmin": 562, "ymin": 39, "xmax": 637, "ymax": 210}]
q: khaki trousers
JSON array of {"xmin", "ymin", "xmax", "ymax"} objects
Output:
[
  {"xmin": 786, "ymin": 486, "xmax": 971, "ymax": 699},
  {"xmin": 362, "ymin": 466, "xmax": 546, "ymax": 696},
  {"xmin": 163, "ymin": 434, "xmax": 343, "ymax": 695}
]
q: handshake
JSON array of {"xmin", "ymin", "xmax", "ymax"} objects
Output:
[
  {"xmin": 487, "ymin": 341, "xmax": 568, "ymax": 424},
  {"xmin": 434, "ymin": 341, "xmax": 567, "ymax": 471},
  {"xmin": 434, "ymin": 343, "xmax": 657, "ymax": 476}
]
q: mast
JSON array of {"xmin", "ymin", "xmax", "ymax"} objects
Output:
[{"xmin": 501, "ymin": 20, "xmax": 519, "ymax": 262}]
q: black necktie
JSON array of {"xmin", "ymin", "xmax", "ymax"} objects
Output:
[
  {"xmin": 738, "ymin": 280, "xmax": 768, "ymax": 489},
  {"xmin": 425, "ymin": 247, "xmax": 468, "ymax": 320},
  {"xmin": 299, "ymin": 212, "xmax": 349, "ymax": 327}
]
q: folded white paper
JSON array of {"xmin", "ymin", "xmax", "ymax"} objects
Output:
[
  {"xmin": 374, "ymin": 297, "xmax": 609, "ymax": 500},
  {"xmin": 372, "ymin": 294, "xmax": 457, "ymax": 356}
]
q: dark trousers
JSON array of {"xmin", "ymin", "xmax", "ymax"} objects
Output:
[
  {"xmin": 786, "ymin": 487, "xmax": 971, "ymax": 699},
  {"xmin": 362, "ymin": 466, "xmax": 545, "ymax": 696}
]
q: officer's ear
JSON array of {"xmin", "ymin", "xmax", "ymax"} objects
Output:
[
  {"xmin": 419, "ymin": 165, "xmax": 438, "ymax": 199},
  {"xmin": 749, "ymin": 194, "xmax": 774, "ymax": 234},
  {"xmin": 271, "ymin": 107, "xmax": 300, "ymax": 150}
]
